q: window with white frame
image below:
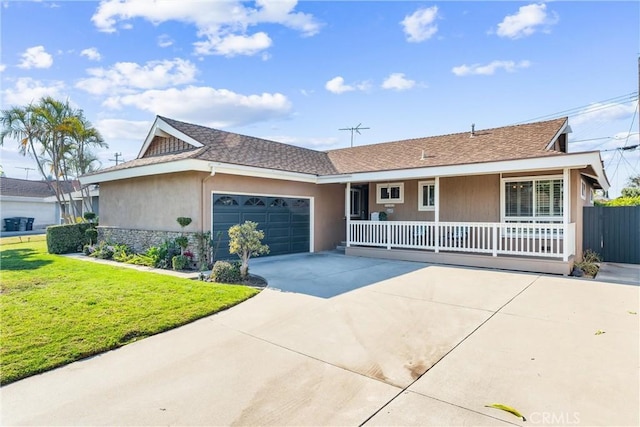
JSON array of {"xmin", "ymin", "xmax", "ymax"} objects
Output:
[
  {"xmin": 503, "ymin": 177, "xmax": 563, "ymax": 223},
  {"xmin": 581, "ymin": 180, "xmax": 587, "ymax": 200},
  {"xmin": 376, "ymin": 182, "xmax": 404, "ymax": 204},
  {"xmin": 418, "ymin": 181, "xmax": 436, "ymax": 211}
]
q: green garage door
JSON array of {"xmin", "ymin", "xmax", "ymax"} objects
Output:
[{"xmin": 212, "ymin": 193, "xmax": 311, "ymax": 260}]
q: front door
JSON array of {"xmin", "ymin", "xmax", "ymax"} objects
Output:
[{"xmin": 350, "ymin": 185, "xmax": 369, "ymax": 220}]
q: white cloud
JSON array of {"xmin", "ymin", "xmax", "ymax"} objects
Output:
[
  {"xmin": 91, "ymin": 0, "xmax": 321, "ymax": 57},
  {"xmin": 401, "ymin": 6, "xmax": 439, "ymax": 42},
  {"xmin": 452, "ymin": 60, "xmax": 531, "ymax": 76},
  {"xmin": 194, "ymin": 32, "xmax": 272, "ymax": 57},
  {"xmin": 0, "ymin": 64, "xmax": 6, "ymax": 72},
  {"xmin": 18, "ymin": 45, "xmax": 53, "ymax": 69},
  {"xmin": 2, "ymin": 77, "xmax": 65, "ymax": 106},
  {"xmin": 95, "ymin": 119, "xmax": 152, "ymax": 141},
  {"xmin": 495, "ymin": 3, "xmax": 559, "ymax": 39},
  {"xmin": 325, "ymin": 76, "xmax": 354, "ymax": 94},
  {"xmin": 157, "ymin": 34, "xmax": 173, "ymax": 48},
  {"xmin": 381, "ymin": 73, "xmax": 416, "ymax": 91},
  {"xmin": 80, "ymin": 47, "xmax": 102, "ymax": 61},
  {"xmin": 325, "ymin": 76, "xmax": 370, "ymax": 94},
  {"xmin": 102, "ymin": 86, "xmax": 292, "ymax": 128},
  {"xmin": 76, "ymin": 58, "xmax": 198, "ymax": 95},
  {"xmin": 570, "ymin": 102, "xmax": 637, "ymax": 127}
]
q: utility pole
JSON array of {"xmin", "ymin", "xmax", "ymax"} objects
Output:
[
  {"xmin": 339, "ymin": 123, "xmax": 370, "ymax": 147},
  {"xmin": 109, "ymin": 152, "xmax": 123, "ymax": 165}
]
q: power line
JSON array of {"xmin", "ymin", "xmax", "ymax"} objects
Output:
[{"xmin": 515, "ymin": 92, "xmax": 638, "ymax": 124}]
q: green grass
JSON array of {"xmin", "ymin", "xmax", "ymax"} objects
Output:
[{"xmin": 0, "ymin": 239, "xmax": 259, "ymax": 385}]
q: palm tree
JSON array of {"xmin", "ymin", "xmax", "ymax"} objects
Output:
[{"xmin": 0, "ymin": 104, "xmax": 58, "ymax": 197}]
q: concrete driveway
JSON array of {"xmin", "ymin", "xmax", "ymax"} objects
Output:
[{"xmin": 2, "ymin": 255, "xmax": 638, "ymax": 426}]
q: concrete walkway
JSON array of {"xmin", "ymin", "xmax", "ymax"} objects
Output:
[
  {"xmin": 596, "ymin": 262, "xmax": 640, "ymax": 286},
  {"xmin": 2, "ymin": 260, "xmax": 638, "ymax": 426}
]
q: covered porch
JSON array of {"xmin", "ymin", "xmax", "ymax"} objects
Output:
[{"xmin": 342, "ymin": 167, "xmax": 579, "ymax": 275}]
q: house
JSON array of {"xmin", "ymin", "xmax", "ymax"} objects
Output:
[
  {"xmin": 0, "ymin": 177, "xmax": 99, "ymax": 230},
  {"xmin": 80, "ymin": 116, "xmax": 608, "ymax": 275}
]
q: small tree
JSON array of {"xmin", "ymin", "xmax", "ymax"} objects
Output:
[{"xmin": 228, "ymin": 221, "xmax": 269, "ymax": 279}]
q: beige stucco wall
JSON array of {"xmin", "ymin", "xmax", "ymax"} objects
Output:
[
  {"xmin": 205, "ymin": 173, "xmax": 346, "ymax": 252},
  {"xmin": 367, "ymin": 174, "xmax": 500, "ymax": 222},
  {"xmin": 100, "ymin": 171, "xmax": 346, "ymax": 252},
  {"xmin": 99, "ymin": 172, "xmax": 202, "ymax": 232}
]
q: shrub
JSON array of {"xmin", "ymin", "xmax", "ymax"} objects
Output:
[
  {"xmin": 172, "ymin": 254, "xmax": 190, "ymax": 271},
  {"xmin": 126, "ymin": 254, "xmax": 156, "ymax": 267},
  {"xmin": 146, "ymin": 240, "xmax": 179, "ymax": 269},
  {"xmin": 582, "ymin": 249, "xmax": 602, "ymax": 264},
  {"xmin": 112, "ymin": 244, "xmax": 133, "ymax": 262},
  {"xmin": 85, "ymin": 228, "xmax": 98, "ymax": 245},
  {"xmin": 46, "ymin": 223, "xmax": 91, "ymax": 254},
  {"xmin": 83, "ymin": 212, "xmax": 97, "ymax": 223},
  {"xmin": 174, "ymin": 236, "xmax": 189, "ymax": 250},
  {"xmin": 210, "ymin": 260, "xmax": 242, "ymax": 284},
  {"xmin": 228, "ymin": 221, "xmax": 269, "ymax": 279},
  {"xmin": 90, "ymin": 241, "xmax": 114, "ymax": 260},
  {"xmin": 176, "ymin": 217, "xmax": 192, "ymax": 228}
]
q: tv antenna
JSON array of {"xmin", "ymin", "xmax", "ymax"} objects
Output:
[
  {"xmin": 16, "ymin": 166, "xmax": 36, "ymax": 179},
  {"xmin": 339, "ymin": 123, "xmax": 370, "ymax": 147},
  {"xmin": 109, "ymin": 152, "xmax": 123, "ymax": 165}
]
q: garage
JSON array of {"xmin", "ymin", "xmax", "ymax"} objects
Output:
[{"xmin": 212, "ymin": 193, "xmax": 311, "ymax": 259}]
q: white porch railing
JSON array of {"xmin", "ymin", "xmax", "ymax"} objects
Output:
[{"xmin": 348, "ymin": 221, "xmax": 576, "ymax": 260}]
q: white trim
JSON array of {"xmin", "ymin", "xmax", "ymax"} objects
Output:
[
  {"xmin": 318, "ymin": 151, "xmax": 609, "ymax": 191},
  {"xmin": 417, "ymin": 180, "xmax": 436, "ymax": 211},
  {"xmin": 80, "ymin": 159, "xmax": 319, "ymax": 185},
  {"xmin": 376, "ymin": 182, "xmax": 404, "ymax": 204},
  {"xmin": 137, "ymin": 117, "xmax": 203, "ymax": 158},
  {"xmin": 211, "ymin": 190, "xmax": 315, "ymax": 254},
  {"xmin": 345, "ymin": 182, "xmax": 351, "ymax": 247},
  {"xmin": 544, "ymin": 120, "xmax": 569, "ymax": 150},
  {"xmin": 0, "ymin": 195, "xmax": 53, "ymax": 203},
  {"xmin": 580, "ymin": 180, "xmax": 587, "ymax": 200}
]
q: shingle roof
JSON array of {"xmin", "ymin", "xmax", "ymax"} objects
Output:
[
  {"xmin": 327, "ymin": 117, "xmax": 568, "ymax": 173},
  {"xmin": 87, "ymin": 116, "xmax": 569, "ymax": 178},
  {"xmin": 159, "ymin": 116, "xmax": 339, "ymax": 175},
  {"xmin": 0, "ymin": 177, "xmax": 78, "ymax": 198}
]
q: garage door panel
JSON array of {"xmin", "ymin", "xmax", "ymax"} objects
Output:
[
  {"xmin": 213, "ymin": 193, "xmax": 310, "ymax": 260},
  {"xmin": 242, "ymin": 213, "xmax": 267, "ymax": 223}
]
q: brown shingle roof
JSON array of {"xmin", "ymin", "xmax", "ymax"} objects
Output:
[
  {"xmin": 86, "ymin": 116, "xmax": 569, "ymax": 178},
  {"xmin": 326, "ymin": 117, "xmax": 568, "ymax": 174},
  {"xmin": 159, "ymin": 117, "xmax": 339, "ymax": 175},
  {"xmin": 0, "ymin": 177, "xmax": 78, "ymax": 197}
]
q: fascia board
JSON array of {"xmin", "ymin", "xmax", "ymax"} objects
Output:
[
  {"xmin": 136, "ymin": 117, "xmax": 204, "ymax": 159},
  {"xmin": 80, "ymin": 160, "xmax": 319, "ymax": 185},
  {"xmin": 318, "ymin": 152, "xmax": 609, "ymax": 189},
  {"xmin": 80, "ymin": 159, "xmax": 213, "ymax": 185},
  {"xmin": 1, "ymin": 195, "xmax": 52, "ymax": 203},
  {"xmin": 210, "ymin": 162, "xmax": 318, "ymax": 183}
]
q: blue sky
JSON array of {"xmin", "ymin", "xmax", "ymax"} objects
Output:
[{"xmin": 1, "ymin": 0, "xmax": 638, "ymax": 196}]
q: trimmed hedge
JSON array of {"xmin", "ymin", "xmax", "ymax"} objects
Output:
[
  {"xmin": 46, "ymin": 223, "xmax": 92, "ymax": 254},
  {"xmin": 210, "ymin": 260, "xmax": 242, "ymax": 283}
]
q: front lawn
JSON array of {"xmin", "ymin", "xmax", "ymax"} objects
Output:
[{"xmin": 0, "ymin": 238, "xmax": 258, "ymax": 385}]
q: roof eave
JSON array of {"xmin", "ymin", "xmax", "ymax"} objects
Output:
[{"xmin": 318, "ymin": 151, "xmax": 610, "ymax": 190}]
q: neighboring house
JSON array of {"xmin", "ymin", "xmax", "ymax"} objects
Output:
[
  {"xmin": 0, "ymin": 177, "xmax": 99, "ymax": 230},
  {"xmin": 81, "ymin": 116, "xmax": 608, "ymax": 275}
]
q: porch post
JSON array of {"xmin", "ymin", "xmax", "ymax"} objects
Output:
[
  {"xmin": 562, "ymin": 168, "xmax": 570, "ymax": 261},
  {"xmin": 434, "ymin": 176, "xmax": 440, "ymax": 253},
  {"xmin": 345, "ymin": 182, "xmax": 351, "ymax": 248}
]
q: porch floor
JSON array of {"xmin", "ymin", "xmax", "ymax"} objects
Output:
[{"xmin": 346, "ymin": 246, "xmax": 574, "ymax": 276}]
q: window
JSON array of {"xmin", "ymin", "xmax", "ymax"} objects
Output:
[
  {"xmin": 503, "ymin": 177, "xmax": 563, "ymax": 222},
  {"xmin": 376, "ymin": 183, "xmax": 404, "ymax": 204},
  {"xmin": 581, "ymin": 180, "xmax": 587, "ymax": 200},
  {"xmin": 418, "ymin": 181, "xmax": 436, "ymax": 211},
  {"xmin": 214, "ymin": 196, "xmax": 238, "ymax": 206}
]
